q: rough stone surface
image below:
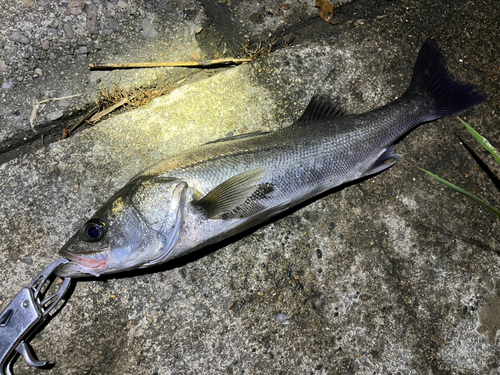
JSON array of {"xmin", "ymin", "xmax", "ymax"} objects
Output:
[
  {"xmin": 0, "ymin": 0, "xmax": 500, "ymax": 374},
  {"xmin": 141, "ymin": 18, "xmax": 159, "ymax": 40},
  {"xmin": 85, "ymin": 3, "xmax": 98, "ymax": 35},
  {"xmin": 67, "ymin": 0, "xmax": 85, "ymax": 16},
  {"xmin": 62, "ymin": 23, "xmax": 75, "ymax": 39},
  {"xmin": 8, "ymin": 30, "xmax": 30, "ymax": 45}
]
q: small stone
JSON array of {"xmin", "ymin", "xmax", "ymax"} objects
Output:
[
  {"xmin": 47, "ymin": 110, "xmax": 64, "ymax": 121},
  {"xmin": 75, "ymin": 46, "xmax": 88, "ymax": 54},
  {"xmin": 41, "ymin": 39, "xmax": 51, "ymax": 50},
  {"xmin": 0, "ymin": 60, "xmax": 7, "ymax": 72},
  {"xmin": 86, "ymin": 4, "xmax": 98, "ymax": 34},
  {"xmin": 108, "ymin": 18, "xmax": 118, "ymax": 30},
  {"xmin": 68, "ymin": 0, "xmax": 85, "ymax": 15},
  {"xmin": 20, "ymin": 254, "xmax": 33, "ymax": 265},
  {"xmin": 2, "ymin": 78, "xmax": 14, "ymax": 90},
  {"xmin": 9, "ymin": 31, "xmax": 30, "ymax": 45},
  {"xmin": 63, "ymin": 23, "xmax": 75, "ymax": 39},
  {"xmin": 146, "ymin": 317, "xmax": 154, "ymax": 324},
  {"xmin": 47, "ymin": 28, "xmax": 58, "ymax": 35}
]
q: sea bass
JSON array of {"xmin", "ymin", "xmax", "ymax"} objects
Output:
[{"xmin": 56, "ymin": 40, "xmax": 485, "ymax": 277}]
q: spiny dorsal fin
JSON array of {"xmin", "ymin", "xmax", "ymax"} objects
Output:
[
  {"xmin": 294, "ymin": 95, "xmax": 345, "ymax": 126},
  {"xmin": 195, "ymin": 167, "xmax": 267, "ymax": 219}
]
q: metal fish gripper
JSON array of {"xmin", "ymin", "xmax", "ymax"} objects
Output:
[{"xmin": 0, "ymin": 259, "xmax": 71, "ymax": 375}]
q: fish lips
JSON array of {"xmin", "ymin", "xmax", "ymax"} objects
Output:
[{"xmin": 57, "ymin": 248, "xmax": 109, "ymax": 278}]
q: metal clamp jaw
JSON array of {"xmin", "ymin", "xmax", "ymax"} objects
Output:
[{"xmin": 0, "ymin": 259, "xmax": 72, "ymax": 375}]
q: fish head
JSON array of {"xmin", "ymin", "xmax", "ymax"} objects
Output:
[{"xmin": 56, "ymin": 177, "xmax": 188, "ymax": 277}]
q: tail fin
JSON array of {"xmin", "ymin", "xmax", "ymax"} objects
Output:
[{"xmin": 403, "ymin": 39, "xmax": 486, "ymax": 121}]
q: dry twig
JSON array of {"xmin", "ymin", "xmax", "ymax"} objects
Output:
[
  {"xmin": 30, "ymin": 94, "xmax": 82, "ymax": 131},
  {"xmin": 89, "ymin": 58, "xmax": 251, "ymax": 70}
]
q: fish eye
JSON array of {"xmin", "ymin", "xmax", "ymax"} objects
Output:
[{"xmin": 81, "ymin": 218, "xmax": 107, "ymax": 242}]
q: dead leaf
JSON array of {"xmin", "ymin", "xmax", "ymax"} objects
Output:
[
  {"xmin": 62, "ymin": 128, "xmax": 69, "ymax": 139},
  {"xmin": 316, "ymin": 0, "xmax": 340, "ymax": 24}
]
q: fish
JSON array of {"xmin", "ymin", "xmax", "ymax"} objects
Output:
[{"xmin": 56, "ymin": 39, "xmax": 485, "ymax": 278}]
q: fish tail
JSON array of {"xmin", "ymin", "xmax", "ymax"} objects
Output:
[{"xmin": 402, "ymin": 39, "xmax": 486, "ymax": 121}]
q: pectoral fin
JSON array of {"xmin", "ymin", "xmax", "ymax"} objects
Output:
[
  {"xmin": 195, "ymin": 167, "xmax": 267, "ymax": 219},
  {"xmin": 361, "ymin": 145, "xmax": 401, "ymax": 177}
]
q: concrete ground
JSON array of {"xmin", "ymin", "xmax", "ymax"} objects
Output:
[{"xmin": 0, "ymin": 0, "xmax": 499, "ymax": 374}]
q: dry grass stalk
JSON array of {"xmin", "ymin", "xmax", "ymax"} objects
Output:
[
  {"xmin": 89, "ymin": 58, "xmax": 251, "ymax": 70},
  {"xmin": 30, "ymin": 94, "xmax": 82, "ymax": 131}
]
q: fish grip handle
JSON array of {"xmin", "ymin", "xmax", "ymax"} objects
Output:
[{"xmin": 0, "ymin": 258, "xmax": 71, "ymax": 375}]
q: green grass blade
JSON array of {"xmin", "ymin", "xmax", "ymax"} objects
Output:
[
  {"xmin": 421, "ymin": 169, "xmax": 500, "ymax": 219},
  {"xmin": 458, "ymin": 117, "xmax": 500, "ymax": 166}
]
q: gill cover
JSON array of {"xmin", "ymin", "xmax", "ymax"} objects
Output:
[{"xmin": 141, "ymin": 180, "xmax": 188, "ymax": 267}]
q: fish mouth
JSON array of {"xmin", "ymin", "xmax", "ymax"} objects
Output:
[{"xmin": 57, "ymin": 248, "xmax": 109, "ymax": 278}]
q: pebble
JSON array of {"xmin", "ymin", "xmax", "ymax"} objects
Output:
[
  {"xmin": 47, "ymin": 110, "xmax": 64, "ymax": 121},
  {"xmin": 75, "ymin": 46, "xmax": 88, "ymax": 54},
  {"xmin": 9, "ymin": 31, "xmax": 30, "ymax": 45},
  {"xmin": 108, "ymin": 18, "xmax": 118, "ymax": 30},
  {"xmin": 41, "ymin": 39, "xmax": 51, "ymax": 50},
  {"xmin": 2, "ymin": 78, "xmax": 14, "ymax": 90},
  {"xmin": 34, "ymin": 68, "xmax": 42, "ymax": 76},
  {"xmin": 63, "ymin": 23, "xmax": 75, "ymax": 39},
  {"xmin": 86, "ymin": 4, "xmax": 98, "ymax": 34},
  {"xmin": 67, "ymin": 0, "xmax": 85, "ymax": 15},
  {"xmin": 0, "ymin": 60, "xmax": 7, "ymax": 72}
]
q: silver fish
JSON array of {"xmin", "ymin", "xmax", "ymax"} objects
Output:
[{"xmin": 56, "ymin": 40, "xmax": 485, "ymax": 277}]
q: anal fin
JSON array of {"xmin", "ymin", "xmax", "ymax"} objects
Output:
[{"xmin": 362, "ymin": 145, "xmax": 401, "ymax": 177}]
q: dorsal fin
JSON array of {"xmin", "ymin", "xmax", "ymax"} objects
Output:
[{"xmin": 293, "ymin": 95, "xmax": 345, "ymax": 126}]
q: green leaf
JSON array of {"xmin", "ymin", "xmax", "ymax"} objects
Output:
[
  {"xmin": 421, "ymin": 169, "xmax": 500, "ymax": 219},
  {"xmin": 458, "ymin": 117, "xmax": 500, "ymax": 166}
]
